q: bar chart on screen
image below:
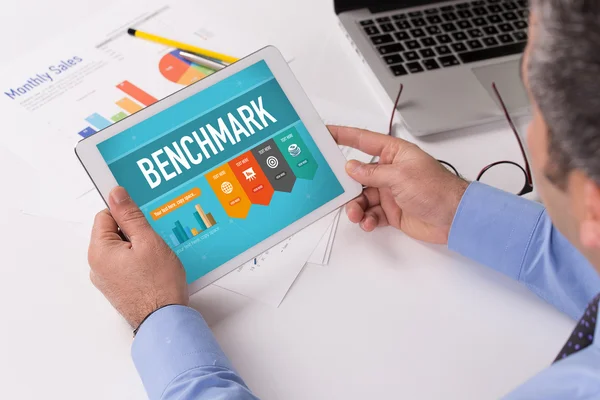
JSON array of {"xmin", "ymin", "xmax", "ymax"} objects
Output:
[{"xmin": 168, "ymin": 203, "xmax": 218, "ymax": 247}]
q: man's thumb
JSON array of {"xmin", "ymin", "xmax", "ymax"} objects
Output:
[
  {"xmin": 108, "ymin": 186, "xmax": 151, "ymax": 241},
  {"xmin": 345, "ymin": 160, "xmax": 393, "ymax": 188}
]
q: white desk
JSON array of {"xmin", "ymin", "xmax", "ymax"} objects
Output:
[{"xmin": 0, "ymin": 1, "xmax": 574, "ymax": 399}]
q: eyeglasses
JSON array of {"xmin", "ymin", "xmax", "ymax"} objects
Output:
[{"xmin": 389, "ymin": 84, "xmax": 533, "ymax": 196}]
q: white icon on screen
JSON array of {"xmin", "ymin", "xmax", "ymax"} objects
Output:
[
  {"xmin": 288, "ymin": 144, "xmax": 301, "ymax": 157},
  {"xmin": 221, "ymin": 181, "xmax": 234, "ymax": 194},
  {"xmin": 243, "ymin": 167, "xmax": 257, "ymax": 181},
  {"xmin": 266, "ymin": 156, "xmax": 279, "ymax": 169}
]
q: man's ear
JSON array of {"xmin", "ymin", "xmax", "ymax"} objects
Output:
[{"xmin": 580, "ymin": 179, "xmax": 600, "ymax": 249}]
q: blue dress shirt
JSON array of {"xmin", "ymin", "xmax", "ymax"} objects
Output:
[{"xmin": 132, "ymin": 182, "xmax": 600, "ymax": 399}]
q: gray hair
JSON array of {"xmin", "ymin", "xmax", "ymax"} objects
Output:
[{"xmin": 528, "ymin": 0, "xmax": 600, "ymax": 187}]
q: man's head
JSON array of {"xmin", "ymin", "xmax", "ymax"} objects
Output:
[{"xmin": 524, "ymin": 0, "xmax": 600, "ymax": 266}]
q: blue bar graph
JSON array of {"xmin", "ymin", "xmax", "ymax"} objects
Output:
[
  {"xmin": 85, "ymin": 113, "xmax": 111, "ymax": 130},
  {"xmin": 169, "ymin": 233, "xmax": 180, "ymax": 247},
  {"xmin": 185, "ymin": 226, "xmax": 194, "ymax": 240},
  {"xmin": 77, "ymin": 126, "xmax": 97, "ymax": 138}
]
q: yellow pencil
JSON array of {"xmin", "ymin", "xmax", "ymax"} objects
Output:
[{"xmin": 127, "ymin": 28, "xmax": 238, "ymax": 65}]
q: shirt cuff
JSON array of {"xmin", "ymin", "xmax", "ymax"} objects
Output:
[
  {"xmin": 448, "ymin": 181, "xmax": 545, "ymax": 280},
  {"xmin": 131, "ymin": 305, "xmax": 233, "ymax": 400}
]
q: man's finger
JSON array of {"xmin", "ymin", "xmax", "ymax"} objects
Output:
[
  {"xmin": 90, "ymin": 209, "xmax": 121, "ymax": 243},
  {"xmin": 108, "ymin": 186, "xmax": 152, "ymax": 242},
  {"xmin": 345, "ymin": 160, "xmax": 396, "ymax": 188},
  {"xmin": 328, "ymin": 125, "xmax": 408, "ymax": 156},
  {"xmin": 361, "ymin": 205, "xmax": 389, "ymax": 232}
]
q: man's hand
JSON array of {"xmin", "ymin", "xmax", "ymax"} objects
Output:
[
  {"xmin": 329, "ymin": 126, "xmax": 469, "ymax": 244},
  {"xmin": 88, "ymin": 186, "xmax": 188, "ymax": 329}
]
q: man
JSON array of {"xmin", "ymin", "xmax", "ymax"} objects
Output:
[{"xmin": 88, "ymin": 1, "xmax": 600, "ymax": 398}]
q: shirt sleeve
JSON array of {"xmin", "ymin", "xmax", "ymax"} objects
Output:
[
  {"xmin": 131, "ymin": 305, "xmax": 259, "ymax": 400},
  {"xmin": 448, "ymin": 181, "xmax": 600, "ymax": 320}
]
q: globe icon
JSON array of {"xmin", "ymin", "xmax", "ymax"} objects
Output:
[{"xmin": 221, "ymin": 181, "xmax": 234, "ymax": 194}]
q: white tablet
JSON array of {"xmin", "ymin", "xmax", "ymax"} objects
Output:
[{"xmin": 76, "ymin": 46, "xmax": 361, "ymax": 293}]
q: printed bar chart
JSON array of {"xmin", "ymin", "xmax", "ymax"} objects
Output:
[
  {"xmin": 85, "ymin": 113, "xmax": 111, "ymax": 130},
  {"xmin": 77, "ymin": 126, "xmax": 97, "ymax": 138},
  {"xmin": 116, "ymin": 97, "xmax": 143, "ymax": 114},
  {"xmin": 116, "ymin": 80, "xmax": 158, "ymax": 107},
  {"xmin": 111, "ymin": 111, "xmax": 128, "ymax": 122}
]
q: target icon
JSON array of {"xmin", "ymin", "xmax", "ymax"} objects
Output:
[{"xmin": 266, "ymin": 156, "xmax": 279, "ymax": 169}]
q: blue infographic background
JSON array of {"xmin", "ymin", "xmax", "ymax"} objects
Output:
[{"xmin": 97, "ymin": 61, "xmax": 345, "ymax": 283}]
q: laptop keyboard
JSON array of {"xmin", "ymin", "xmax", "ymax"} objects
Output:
[{"xmin": 359, "ymin": 0, "xmax": 529, "ymax": 76}]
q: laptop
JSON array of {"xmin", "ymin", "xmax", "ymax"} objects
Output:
[{"xmin": 335, "ymin": 0, "xmax": 531, "ymax": 136}]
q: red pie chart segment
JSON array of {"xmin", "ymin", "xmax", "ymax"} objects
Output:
[{"xmin": 159, "ymin": 50, "xmax": 213, "ymax": 86}]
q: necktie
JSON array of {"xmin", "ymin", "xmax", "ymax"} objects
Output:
[{"xmin": 554, "ymin": 293, "xmax": 600, "ymax": 362}]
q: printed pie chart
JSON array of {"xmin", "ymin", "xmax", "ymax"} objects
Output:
[{"xmin": 159, "ymin": 50, "xmax": 215, "ymax": 85}]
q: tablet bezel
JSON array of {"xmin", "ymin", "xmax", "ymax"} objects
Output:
[{"xmin": 75, "ymin": 45, "xmax": 362, "ymax": 294}]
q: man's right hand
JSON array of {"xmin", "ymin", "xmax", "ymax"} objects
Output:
[{"xmin": 329, "ymin": 126, "xmax": 469, "ymax": 244}]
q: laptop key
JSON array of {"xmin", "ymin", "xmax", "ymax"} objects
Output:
[
  {"xmin": 396, "ymin": 20, "xmax": 411, "ymax": 29},
  {"xmin": 487, "ymin": 4, "xmax": 502, "ymax": 13},
  {"xmin": 503, "ymin": 2, "xmax": 518, "ymax": 10},
  {"xmin": 457, "ymin": 10, "xmax": 473, "ymax": 19},
  {"xmin": 408, "ymin": 11, "xmax": 423, "ymax": 17},
  {"xmin": 451, "ymin": 42, "xmax": 468, "ymax": 52},
  {"xmin": 364, "ymin": 26, "xmax": 380, "ymax": 35},
  {"xmin": 360, "ymin": 20, "xmax": 374, "ymax": 26},
  {"xmin": 442, "ymin": 22, "xmax": 458, "ymax": 32},
  {"xmin": 455, "ymin": 3, "xmax": 471, "ymax": 9},
  {"xmin": 384, "ymin": 53, "xmax": 404, "ymax": 64},
  {"xmin": 487, "ymin": 15, "xmax": 502, "ymax": 24},
  {"xmin": 421, "ymin": 37, "xmax": 437, "ymax": 47},
  {"xmin": 467, "ymin": 39, "xmax": 483, "ymax": 49},
  {"xmin": 472, "ymin": 17, "xmax": 488, "ymax": 26},
  {"xmin": 405, "ymin": 40, "xmax": 421, "ymax": 50},
  {"xmin": 468, "ymin": 28, "xmax": 484, "ymax": 38},
  {"xmin": 371, "ymin": 34, "xmax": 394, "ymax": 45},
  {"xmin": 442, "ymin": 12, "xmax": 458, "ymax": 21},
  {"xmin": 440, "ymin": 5, "xmax": 455, "ymax": 11},
  {"xmin": 457, "ymin": 20, "xmax": 473, "ymax": 29},
  {"xmin": 513, "ymin": 31, "xmax": 527, "ymax": 41},
  {"xmin": 483, "ymin": 26, "xmax": 499, "ymax": 35},
  {"xmin": 498, "ymin": 34, "xmax": 515, "ymax": 44},
  {"xmin": 376, "ymin": 16, "xmax": 391, "ymax": 23},
  {"xmin": 412, "ymin": 17, "xmax": 427, "ymax": 27},
  {"xmin": 427, "ymin": 15, "xmax": 443, "ymax": 24},
  {"xmin": 410, "ymin": 28, "xmax": 426, "ymax": 38},
  {"xmin": 439, "ymin": 55, "xmax": 460, "ymax": 67},
  {"xmin": 499, "ymin": 23, "xmax": 514, "ymax": 32},
  {"xmin": 424, "ymin": 8, "xmax": 439, "ymax": 14},
  {"xmin": 390, "ymin": 64, "xmax": 408, "ymax": 76},
  {"xmin": 422, "ymin": 59, "xmax": 440, "ymax": 70},
  {"xmin": 426, "ymin": 26, "xmax": 441, "ymax": 35},
  {"xmin": 503, "ymin": 11, "xmax": 518, "ymax": 21},
  {"xmin": 483, "ymin": 37, "xmax": 499, "ymax": 46},
  {"xmin": 517, "ymin": 9, "xmax": 529, "ymax": 18},
  {"xmin": 436, "ymin": 34, "xmax": 452, "ymax": 44},
  {"xmin": 378, "ymin": 43, "xmax": 405, "ymax": 54},
  {"xmin": 452, "ymin": 31, "xmax": 468, "ymax": 41},
  {"xmin": 395, "ymin": 31, "xmax": 410, "ymax": 40},
  {"xmin": 473, "ymin": 7, "xmax": 488, "ymax": 16},
  {"xmin": 458, "ymin": 42, "xmax": 525, "ymax": 63},
  {"xmin": 406, "ymin": 61, "xmax": 424, "ymax": 73},
  {"xmin": 514, "ymin": 20, "xmax": 527, "ymax": 30},
  {"xmin": 420, "ymin": 48, "xmax": 436, "ymax": 58},
  {"xmin": 392, "ymin": 14, "xmax": 407, "ymax": 20},
  {"xmin": 404, "ymin": 51, "xmax": 420, "ymax": 61},
  {"xmin": 517, "ymin": 0, "xmax": 528, "ymax": 8},
  {"xmin": 435, "ymin": 45, "xmax": 451, "ymax": 55},
  {"xmin": 473, "ymin": 0, "xmax": 485, "ymax": 5},
  {"xmin": 380, "ymin": 23, "xmax": 397, "ymax": 33}
]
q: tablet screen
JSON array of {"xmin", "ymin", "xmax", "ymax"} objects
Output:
[{"xmin": 96, "ymin": 60, "xmax": 344, "ymax": 283}]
